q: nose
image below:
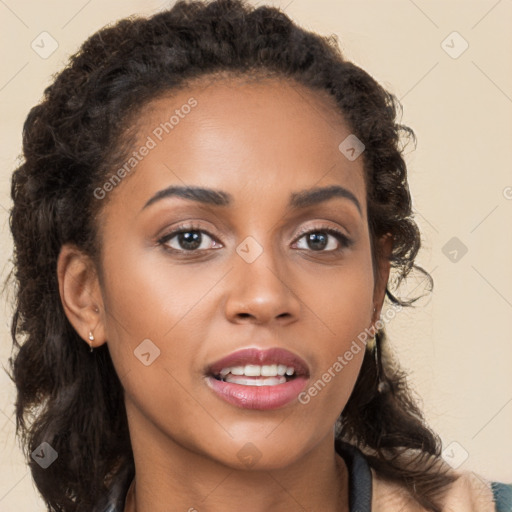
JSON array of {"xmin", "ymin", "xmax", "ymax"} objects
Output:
[{"xmin": 224, "ymin": 241, "xmax": 301, "ymax": 326}]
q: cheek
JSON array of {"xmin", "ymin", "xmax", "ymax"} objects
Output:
[
  {"xmin": 294, "ymin": 251, "xmax": 373, "ymax": 419},
  {"xmin": 98, "ymin": 240, "xmax": 228, "ymax": 419},
  {"xmin": 100, "ymin": 239, "xmax": 223, "ymax": 344},
  {"xmin": 297, "ymin": 344, "xmax": 365, "ymax": 436},
  {"xmin": 303, "ymin": 252, "xmax": 374, "ymax": 346}
]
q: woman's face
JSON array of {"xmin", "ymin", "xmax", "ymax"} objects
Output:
[{"xmin": 90, "ymin": 77, "xmax": 389, "ymax": 470}]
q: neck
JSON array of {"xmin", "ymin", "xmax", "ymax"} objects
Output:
[
  {"xmin": 125, "ymin": 456, "xmax": 348, "ymax": 512},
  {"xmin": 123, "ymin": 404, "xmax": 349, "ymax": 512}
]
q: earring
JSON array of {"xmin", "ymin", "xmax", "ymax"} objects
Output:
[
  {"xmin": 374, "ymin": 332, "xmax": 389, "ymax": 394},
  {"xmin": 365, "ymin": 306, "xmax": 377, "ymax": 347},
  {"xmin": 88, "ymin": 331, "xmax": 95, "ymax": 352},
  {"xmin": 367, "ymin": 306, "xmax": 389, "ymax": 393}
]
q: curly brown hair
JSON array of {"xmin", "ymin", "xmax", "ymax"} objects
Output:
[{"xmin": 7, "ymin": 0, "xmax": 457, "ymax": 510}]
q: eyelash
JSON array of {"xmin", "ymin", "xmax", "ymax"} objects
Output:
[{"xmin": 157, "ymin": 222, "xmax": 353, "ymax": 255}]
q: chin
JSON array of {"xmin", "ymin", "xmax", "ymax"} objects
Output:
[{"xmin": 219, "ymin": 437, "xmax": 313, "ymax": 472}]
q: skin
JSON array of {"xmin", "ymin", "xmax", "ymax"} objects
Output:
[{"xmin": 58, "ymin": 77, "xmax": 392, "ymax": 512}]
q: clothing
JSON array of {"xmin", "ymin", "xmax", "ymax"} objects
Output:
[
  {"xmin": 335, "ymin": 441, "xmax": 512, "ymax": 512},
  {"xmin": 95, "ymin": 442, "xmax": 512, "ymax": 511}
]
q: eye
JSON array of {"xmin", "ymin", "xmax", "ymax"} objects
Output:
[
  {"xmin": 157, "ymin": 223, "xmax": 353, "ymax": 255},
  {"xmin": 157, "ymin": 223, "xmax": 221, "ymax": 252},
  {"xmin": 293, "ymin": 226, "xmax": 352, "ymax": 252}
]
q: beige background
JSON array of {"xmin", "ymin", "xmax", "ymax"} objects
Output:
[{"xmin": 1, "ymin": 0, "xmax": 511, "ymax": 509}]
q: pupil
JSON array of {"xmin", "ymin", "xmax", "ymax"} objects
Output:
[
  {"xmin": 308, "ymin": 232, "xmax": 327, "ymax": 250},
  {"xmin": 179, "ymin": 231, "xmax": 201, "ymax": 250}
]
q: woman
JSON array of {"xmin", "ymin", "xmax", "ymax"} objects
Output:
[{"xmin": 7, "ymin": 0, "xmax": 511, "ymax": 511}]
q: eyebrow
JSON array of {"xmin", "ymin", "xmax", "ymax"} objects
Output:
[{"xmin": 142, "ymin": 184, "xmax": 362, "ymax": 216}]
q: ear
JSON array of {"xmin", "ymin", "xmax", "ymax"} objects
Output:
[
  {"xmin": 372, "ymin": 233, "xmax": 393, "ymax": 323},
  {"xmin": 57, "ymin": 243, "xmax": 106, "ymax": 349}
]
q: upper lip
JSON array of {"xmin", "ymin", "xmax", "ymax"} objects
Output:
[{"xmin": 207, "ymin": 347, "xmax": 310, "ymax": 377}]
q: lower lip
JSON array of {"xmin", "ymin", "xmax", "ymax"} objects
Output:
[{"xmin": 206, "ymin": 376, "xmax": 308, "ymax": 410}]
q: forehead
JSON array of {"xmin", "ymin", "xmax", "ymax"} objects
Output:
[{"xmin": 103, "ymin": 77, "xmax": 367, "ymax": 216}]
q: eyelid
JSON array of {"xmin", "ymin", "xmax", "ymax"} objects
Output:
[{"xmin": 293, "ymin": 222, "xmax": 349, "ymax": 240}]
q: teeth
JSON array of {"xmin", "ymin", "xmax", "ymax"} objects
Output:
[
  {"xmin": 244, "ymin": 364, "xmax": 261, "ymax": 377},
  {"xmin": 261, "ymin": 364, "xmax": 277, "ymax": 377},
  {"xmin": 224, "ymin": 375, "xmax": 286, "ymax": 386},
  {"xmin": 217, "ymin": 364, "xmax": 296, "ymax": 378}
]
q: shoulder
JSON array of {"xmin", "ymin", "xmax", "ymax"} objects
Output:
[
  {"xmin": 437, "ymin": 471, "xmax": 497, "ymax": 512},
  {"xmin": 372, "ymin": 467, "xmax": 510, "ymax": 512}
]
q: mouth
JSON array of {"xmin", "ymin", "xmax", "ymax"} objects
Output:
[
  {"xmin": 207, "ymin": 347, "xmax": 309, "ymax": 384},
  {"xmin": 205, "ymin": 347, "xmax": 310, "ymax": 410}
]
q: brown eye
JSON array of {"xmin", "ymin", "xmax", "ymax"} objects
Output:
[
  {"xmin": 158, "ymin": 225, "xmax": 221, "ymax": 253},
  {"xmin": 294, "ymin": 227, "xmax": 352, "ymax": 252}
]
